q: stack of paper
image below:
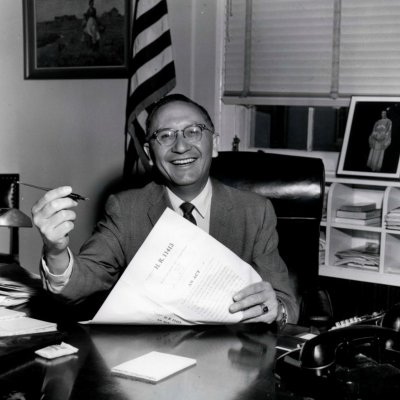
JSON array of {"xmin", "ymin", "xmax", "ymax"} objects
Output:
[
  {"xmin": 334, "ymin": 243, "xmax": 380, "ymax": 271},
  {"xmin": 385, "ymin": 207, "xmax": 400, "ymax": 230},
  {"xmin": 0, "ymin": 263, "xmax": 42, "ymax": 306},
  {"xmin": 0, "ymin": 307, "xmax": 57, "ymax": 337},
  {"xmin": 319, "ymin": 231, "xmax": 326, "ymax": 265}
]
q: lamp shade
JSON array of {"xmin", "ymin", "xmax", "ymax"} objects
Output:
[{"xmin": 0, "ymin": 208, "xmax": 32, "ymax": 227}]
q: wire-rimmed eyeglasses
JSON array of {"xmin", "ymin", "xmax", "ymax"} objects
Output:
[{"xmin": 149, "ymin": 124, "xmax": 214, "ymax": 146}]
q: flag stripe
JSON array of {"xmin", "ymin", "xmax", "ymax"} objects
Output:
[
  {"xmin": 134, "ymin": 14, "xmax": 169, "ymax": 54},
  {"xmin": 133, "ymin": 48, "xmax": 174, "ymax": 96},
  {"xmin": 127, "ymin": 62, "xmax": 176, "ymax": 119},
  {"xmin": 131, "ymin": 30, "xmax": 172, "ymax": 75},
  {"xmin": 134, "ymin": 0, "xmax": 168, "ymax": 40},
  {"xmin": 136, "ymin": 0, "xmax": 165, "ymax": 20}
]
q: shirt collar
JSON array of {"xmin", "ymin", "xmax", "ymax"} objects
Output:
[{"xmin": 166, "ymin": 179, "xmax": 212, "ymax": 219}]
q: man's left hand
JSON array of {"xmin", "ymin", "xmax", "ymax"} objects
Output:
[{"xmin": 229, "ymin": 281, "xmax": 278, "ymax": 323}]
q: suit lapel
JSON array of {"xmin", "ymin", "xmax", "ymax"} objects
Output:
[
  {"xmin": 147, "ymin": 183, "xmax": 171, "ymax": 226},
  {"xmin": 210, "ymin": 179, "xmax": 234, "ymax": 241}
]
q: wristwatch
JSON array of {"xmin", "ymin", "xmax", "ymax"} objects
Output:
[{"xmin": 276, "ymin": 298, "xmax": 288, "ymax": 331}]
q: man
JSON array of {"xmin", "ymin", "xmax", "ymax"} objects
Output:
[{"xmin": 32, "ymin": 94, "xmax": 298, "ymax": 325}]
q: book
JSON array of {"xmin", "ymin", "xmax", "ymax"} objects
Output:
[
  {"xmin": 338, "ymin": 202, "xmax": 377, "ymax": 212},
  {"xmin": 336, "ymin": 209, "xmax": 381, "ymax": 219},
  {"xmin": 334, "ymin": 217, "xmax": 381, "ymax": 226},
  {"xmin": 111, "ymin": 351, "xmax": 196, "ymax": 384}
]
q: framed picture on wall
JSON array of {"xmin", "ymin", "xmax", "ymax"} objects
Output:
[
  {"xmin": 337, "ymin": 96, "xmax": 400, "ymax": 179},
  {"xmin": 23, "ymin": 0, "xmax": 131, "ymax": 79}
]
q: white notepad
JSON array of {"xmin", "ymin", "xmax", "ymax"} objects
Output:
[
  {"xmin": 0, "ymin": 307, "xmax": 26, "ymax": 320},
  {"xmin": 0, "ymin": 316, "xmax": 57, "ymax": 337},
  {"xmin": 111, "ymin": 351, "xmax": 196, "ymax": 384}
]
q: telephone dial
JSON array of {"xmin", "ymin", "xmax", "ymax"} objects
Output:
[{"xmin": 275, "ymin": 303, "xmax": 400, "ymax": 399}]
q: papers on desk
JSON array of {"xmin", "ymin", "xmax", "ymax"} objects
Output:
[
  {"xmin": 87, "ymin": 208, "xmax": 262, "ymax": 325},
  {"xmin": 0, "ymin": 307, "xmax": 57, "ymax": 337},
  {"xmin": 0, "ymin": 263, "xmax": 42, "ymax": 306}
]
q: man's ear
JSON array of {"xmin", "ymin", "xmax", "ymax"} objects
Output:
[
  {"xmin": 143, "ymin": 143, "xmax": 154, "ymax": 166},
  {"xmin": 212, "ymin": 133, "xmax": 219, "ymax": 158}
]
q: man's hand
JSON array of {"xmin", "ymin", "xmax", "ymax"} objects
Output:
[
  {"xmin": 32, "ymin": 186, "xmax": 77, "ymax": 273},
  {"xmin": 229, "ymin": 281, "xmax": 278, "ymax": 324}
]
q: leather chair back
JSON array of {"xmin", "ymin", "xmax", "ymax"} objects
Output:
[{"xmin": 210, "ymin": 151, "xmax": 325, "ymax": 324}]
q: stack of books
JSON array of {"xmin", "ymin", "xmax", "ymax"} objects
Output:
[{"xmin": 335, "ymin": 202, "xmax": 381, "ymax": 226}]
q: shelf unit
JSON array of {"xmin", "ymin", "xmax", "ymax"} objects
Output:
[{"xmin": 319, "ymin": 174, "xmax": 400, "ymax": 287}]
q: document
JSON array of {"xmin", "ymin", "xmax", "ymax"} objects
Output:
[{"xmin": 87, "ymin": 208, "xmax": 262, "ymax": 325}]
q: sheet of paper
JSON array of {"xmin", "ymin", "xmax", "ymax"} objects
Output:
[{"xmin": 88, "ymin": 208, "xmax": 262, "ymax": 325}]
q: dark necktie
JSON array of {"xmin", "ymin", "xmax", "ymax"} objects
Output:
[{"xmin": 180, "ymin": 202, "xmax": 197, "ymax": 225}]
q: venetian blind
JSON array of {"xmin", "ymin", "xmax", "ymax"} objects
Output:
[
  {"xmin": 224, "ymin": 0, "xmax": 400, "ymax": 102},
  {"xmin": 339, "ymin": 0, "xmax": 400, "ymax": 96}
]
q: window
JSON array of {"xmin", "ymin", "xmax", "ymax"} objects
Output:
[
  {"xmin": 252, "ymin": 106, "xmax": 348, "ymax": 151},
  {"xmin": 223, "ymin": 0, "xmax": 400, "ymax": 151}
]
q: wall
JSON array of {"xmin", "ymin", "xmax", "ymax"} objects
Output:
[{"xmin": 0, "ymin": 0, "xmax": 219, "ymax": 273}]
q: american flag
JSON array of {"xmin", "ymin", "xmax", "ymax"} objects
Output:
[{"xmin": 124, "ymin": 0, "xmax": 176, "ymax": 178}]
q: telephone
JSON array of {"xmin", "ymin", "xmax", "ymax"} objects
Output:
[{"xmin": 275, "ymin": 303, "xmax": 400, "ymax": 399}]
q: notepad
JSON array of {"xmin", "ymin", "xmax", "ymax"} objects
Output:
[
  {"xmin": 0, "ymin": 307, "xmax": 26, "ymax": 320},
  {"xmin": 111, "ymin": 351, "xmax": 196, "ymax": 384},
  {"xmin": 0, "ymin": 315, "xmax": 57, "ymax": 337}
]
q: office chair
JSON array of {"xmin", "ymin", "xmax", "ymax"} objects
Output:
[{"xmin": 210, "ymin": 151, "xmax": 332, "ymax": 327}]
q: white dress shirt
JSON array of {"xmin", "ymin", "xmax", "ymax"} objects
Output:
[{"xmin": 165, "ymin": 178, "xmax": 212, "ymax": 233}]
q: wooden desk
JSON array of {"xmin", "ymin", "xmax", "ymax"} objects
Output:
[{"xmin": 0, "ymin": 322, "xmax": 308, "ymax": 400}]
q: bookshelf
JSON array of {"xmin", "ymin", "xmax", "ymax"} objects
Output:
[{"xmin": 319, "ymin": 174, "xmax": 400, "ymax": 287}]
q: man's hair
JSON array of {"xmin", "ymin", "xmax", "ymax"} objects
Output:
[{"xmin": 145, "ymin": 94, "xmax": 214, "ymax": 139}]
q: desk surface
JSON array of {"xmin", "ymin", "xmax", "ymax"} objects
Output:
[{"xmin": 0, "ymin": 322, "xmax": 308, "ymax": 400}]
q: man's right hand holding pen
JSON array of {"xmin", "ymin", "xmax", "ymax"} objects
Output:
[{"xmin": 32, "ymin": 186, "xmax": 78, "ymax": 276}]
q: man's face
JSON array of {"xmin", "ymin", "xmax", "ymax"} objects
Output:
[{"xmin": 144, "ymin": 101, "xmax": 218, "ymax": 198}]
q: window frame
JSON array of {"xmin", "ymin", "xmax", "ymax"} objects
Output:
[{"xmin": 217, "ymin": 0, "xmax": 400, "ymax": 174}]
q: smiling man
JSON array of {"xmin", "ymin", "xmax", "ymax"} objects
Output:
[{"xmin": 32, "ymin": 94, "xmax": 298, "ymax": 326}]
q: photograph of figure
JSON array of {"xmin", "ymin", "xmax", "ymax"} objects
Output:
[
  {"xmin": 337, "ymin": 97, "xmax": 400, "ymax": 179},
  {"xmin": 366, "ymin": 110, "xmax": 392, "ymax": 172}
]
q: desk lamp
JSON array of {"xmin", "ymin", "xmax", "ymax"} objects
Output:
[
  {"xmin": 0, "ymin": 175, "xmax": 32, "ymax": 263},
  {"xmin": 0, "ymin": 208, "xmax": 32, "ymax": 227},
  {"xmin": 0, "ymin": 208, "xmax": 32, "ymax": 264}
]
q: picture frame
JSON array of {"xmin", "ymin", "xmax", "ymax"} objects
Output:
[
  {"xmin": 23, "ymin": 0, "xmax": 131, "ymax": 79},
  {"xmin": 337, "ymin": 96, "xmax": 400, "ymax": 180}
]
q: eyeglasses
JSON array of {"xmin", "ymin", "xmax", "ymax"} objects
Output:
[{"xmin": 150, "ymin": 124, "xmax": 213, "ymax": 146}]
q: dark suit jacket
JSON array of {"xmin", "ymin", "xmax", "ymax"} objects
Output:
[{"xmin": 59, "ymin": 179, "xmax": 298, "ymax": 322}]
